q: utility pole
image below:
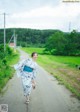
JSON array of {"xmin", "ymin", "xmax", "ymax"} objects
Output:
[
  {"xmin": 14, "ymin": 29, "xmax": 16, "ymax": 49},
  {"xmin": 14, "ymin": 29, "xmax": 17, "ymax": 51},
  {"xmin": 0, "ymin": 13, "xmax": 8, "ymax": 51},
  {"xmin": 3, "ymin": 13, "xmax": 6, "ymax": 52},
  {"xmin": 69, "ymin": 22, "xmax": 71, "ymax": 32}
]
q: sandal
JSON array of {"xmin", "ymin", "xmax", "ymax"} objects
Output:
[{"xmin": 26, "ymin": 100, "xmax": 29, "ymax": 104}]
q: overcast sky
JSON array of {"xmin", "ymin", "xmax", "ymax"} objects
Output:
[{"xmin": 0, "ymin": 0, "xmax": 80, "ymax": 32}]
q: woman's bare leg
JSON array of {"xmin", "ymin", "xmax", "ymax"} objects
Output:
[{"xmin": 26, "ymin": 95, "xmax": 30, "ymax": 103}]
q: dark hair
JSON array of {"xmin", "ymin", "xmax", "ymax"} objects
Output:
[{"xmin": 31, "ymin": 52, "xmax": 38, "ymax": 57}]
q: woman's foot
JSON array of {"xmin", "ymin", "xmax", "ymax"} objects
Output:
[{"xmin": 26, "ymin": 95, "xmax": 30, "ymax": 104}]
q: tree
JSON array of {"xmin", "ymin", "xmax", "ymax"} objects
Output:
[
  {"xmin": 65, "ymin": 30, "xmax": 80, "ymax": 56},
  {"xmin": 45, "ymin": 30, "xmax": 80, "ymax": 56},
  {"xmin": 45, "ymin": 31, "xmax": 66, "ymax": 55}
]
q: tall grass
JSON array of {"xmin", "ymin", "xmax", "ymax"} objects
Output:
[{"xmin": 0, "ymin": 47, "xmax": 19, "ymax": 92}]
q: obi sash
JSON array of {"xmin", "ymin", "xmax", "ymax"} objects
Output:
[{"xmin": 23, "ymin": 65, "xmax": 33, "ymax": 72}]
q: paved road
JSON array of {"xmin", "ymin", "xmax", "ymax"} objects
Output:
[{"xmin": 0, "ymin": 49, "xmax": 80, "ymax": 112}]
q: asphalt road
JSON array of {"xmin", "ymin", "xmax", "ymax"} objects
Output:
[{"xmin": 0, "ymin": 49, "xmax": 80, "ymax": 112}]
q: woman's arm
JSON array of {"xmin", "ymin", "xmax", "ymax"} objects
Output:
[{"xmin": 14, "ymin": 59, "xmax": 26, "ymax": 70}]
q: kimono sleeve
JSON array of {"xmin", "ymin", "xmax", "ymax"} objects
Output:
[{"xmin": 14, "ymin": 59, "xmax": 26, "ymax": 70}]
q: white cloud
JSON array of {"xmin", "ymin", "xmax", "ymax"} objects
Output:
[
  {"xmin": 1, "ymin": 1, "xmax": 80, "ymax": 31},
  {"xmin": 10, "ymin": 5, "xmax": 79, "ymax": 18},
  {"xmin": 0, "ymin": 0, "xmax": 59, "ymax": 13}
]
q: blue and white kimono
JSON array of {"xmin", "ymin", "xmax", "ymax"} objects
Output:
[{"xmin": 14, "ymin": 58, "xmax": 37, "ymax": 96}]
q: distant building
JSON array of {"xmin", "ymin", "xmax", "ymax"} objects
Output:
[{"xmin": 9, "ymin": 43, "xmax": 15, "ymax": 48}]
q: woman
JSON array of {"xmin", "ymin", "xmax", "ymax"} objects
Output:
[{"xmin": 14, "ymin": 52, "xmax": 38, "ymax": 103}]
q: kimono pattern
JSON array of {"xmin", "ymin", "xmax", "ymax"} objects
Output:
[{"xmin": 14, "ymin": 58, "xmax": 37, "ymax": 96}]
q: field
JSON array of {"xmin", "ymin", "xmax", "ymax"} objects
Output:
[
  {"xmin": 22, "ymin": 47, "xmax": 80, "ymax": 99},
  {"xmin": 21, "ymin": 47, "xmax": 80, "ymax": 67}
]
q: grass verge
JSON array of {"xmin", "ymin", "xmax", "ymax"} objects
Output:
[{"xmin": 0, "ymin": 49, "xmax": 19, "ymax": 92}]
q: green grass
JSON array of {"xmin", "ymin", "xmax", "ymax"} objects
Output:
[
  {"xmin": 48, "ymin": 55, "xmax": 80, "ymax": 67},
  {"xmin": 0, "ymin": 66, "xmax": 14, "ymax": 92},
  {"xmin": 21, "ymin": 47, "xmax": 45, "ymax": 54},
  {"xmin": 22, "ymin": 47, "xmax": 80, "ymax": 99},
  {"xmin": 7, "ymin": 50, "xmax": 20, "ymax": 65},
  {"xmin": 0, "ymin": 49, "xmax": 19, "ymax": 93},
  {"xmin": 21, "ymin": 47, "xmax": 80, "ymax": 67}
]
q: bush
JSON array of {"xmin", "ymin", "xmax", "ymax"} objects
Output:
[
  {"xmin": 0, "ymin": 44, "xmax": 16, "ymax": 92},
  {"xmin": 6, "ymin": 45, "xmax": 13, "ymax": 55}
]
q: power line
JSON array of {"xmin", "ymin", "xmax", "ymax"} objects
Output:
[{"xmin": 69, "ymin": 22, "xmax": 71, "ymax": 32}]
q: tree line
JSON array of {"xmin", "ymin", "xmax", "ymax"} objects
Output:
[
  {"xmin": 45, "ymin": 30, "xmax": 80, "ymax": 56},
  {"xmin": 0, "ymin": 28, "xmax": 57, "ymax": 47},
  {"xmin": 0, "ymin": 28, "xmax": 80, "ymax": 56}
]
